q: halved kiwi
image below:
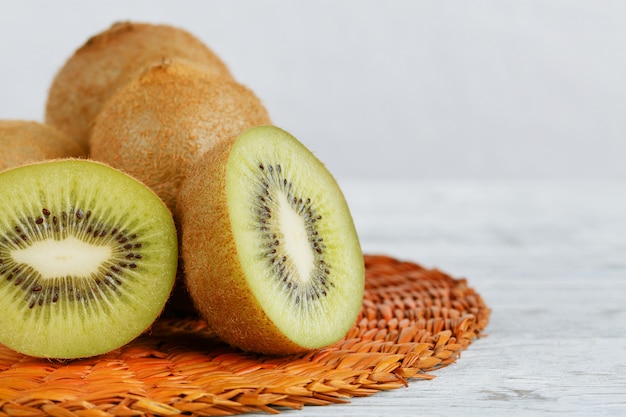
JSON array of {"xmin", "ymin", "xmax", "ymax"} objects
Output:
[
  {"xmin": 0, "ymin": 159, "xmax": 178, "ymax": 359},
  {"xmin": 177, "ymin": 126, "xmax": 364, "ymax": 354},
  {"xmin": 45, "ymin": 21, "xmax": 232, "ymax": 150}
]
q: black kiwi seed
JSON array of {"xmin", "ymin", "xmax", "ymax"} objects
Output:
[
  {"xmin": 0, "ymin": 207, "xmax": 146, "ymax": 309},
  {"xmin": 254, "ymin": 162, "xmax": 332, "ymax": 307}
]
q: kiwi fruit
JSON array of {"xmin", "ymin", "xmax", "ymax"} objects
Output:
[
  {"xmin": 89, "ymin": 60, "xmax": 271, "ymax": 213},
  {"xmin": 176, "ymin": 126, "xmax": 365, "ymax": 355},
  {"xmin": 0, "ymin": 120, "xmax": 86, "ymax": 171},
  {"xmin": 0, "ymin": 159, "xmax": 178, "ymax": 359},
  {"xmin": 45, "ymin": 21, "xmax": 232, "ymax": 150}
]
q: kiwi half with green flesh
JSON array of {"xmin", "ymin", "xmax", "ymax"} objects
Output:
[
  {"xmin": 89, "ymin": 60, "xmax": 271, "ymax": 214},
  {"xmin": 177, "ymin": 126, "xmax": 364, "ymax": 355},
  {"xmin": 46, "ymin": 21, "xmax": 232, "ymax": 150},
  {"xmin": 0, "ymin": 120, "xmax": 86, "ymax": 171},
  {"xmin": 0, "ymin": 159, "xmax": 178, "ymax": 359}
]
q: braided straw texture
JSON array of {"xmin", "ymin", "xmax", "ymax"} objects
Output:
[{"xmin": 0, "ymin": 255, "xmax": 490, "ymax": 416}]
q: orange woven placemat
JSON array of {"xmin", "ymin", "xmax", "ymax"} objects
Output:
[{"xmin": 0, "ymin": 255, "xmax": 490, "ymax": 416}]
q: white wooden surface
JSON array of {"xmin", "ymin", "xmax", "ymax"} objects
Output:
[{"xmin": 251, "ymin": 180, "xmax": 626, "ymax": 416}]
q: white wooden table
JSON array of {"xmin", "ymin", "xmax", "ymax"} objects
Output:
[{"xmin": 252, "ymin": 180, "xmax": 626, "ymax": 416}]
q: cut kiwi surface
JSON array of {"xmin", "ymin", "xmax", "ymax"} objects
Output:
[
  {"xmin": 0, "ymin": 159, "xmax": 178, "ymax": 359},
  {"xmin": 177, "ymin": 126, "xmax": 365, "ymax": 354}
]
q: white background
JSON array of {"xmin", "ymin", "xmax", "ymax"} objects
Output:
[{"xmin": 0, "ymin": 0, "xmax": 624, "ymax": 181}]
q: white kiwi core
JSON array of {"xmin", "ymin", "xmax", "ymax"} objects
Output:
[
  {"xmin": 11, "ymin": 236, "xmax": 111, "ymax": 279},
  {"xmin": 277, "ymin": 192, "xmax": 314, "ymax": 286}
]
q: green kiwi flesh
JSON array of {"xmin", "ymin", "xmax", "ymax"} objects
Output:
[
  {"xmin": 178, "ymin": 126, "xmax": 365, "ymax": 354},
  {"xmin": 0, "ymin": 159, "xmax": 178, "ymax": 359}
]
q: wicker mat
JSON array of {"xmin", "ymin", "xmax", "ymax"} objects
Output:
[{"xmin": 0, "ymin": 255, "xmax": 490, "ymax": 416}]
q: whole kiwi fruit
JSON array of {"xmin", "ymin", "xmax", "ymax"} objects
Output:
[
  {"xmin": 89, "ymin": 60, "xmax": 271, "ymax": 213},
  {"xmin": 45, "ymin": 21, "xmax": 232, "ymax": 150},
  {"xmin": 176, "ymin": 126, "xmax": 365, "ymax": 355},
  {"xmin": 0, "ymin": 120, "xmax": 86, "ymax": 171},
  {"xmin": 0, "ymin": 159, "xmax": 178, "ymax": 359}
]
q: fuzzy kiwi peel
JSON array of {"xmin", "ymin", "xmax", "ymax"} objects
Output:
[
  {"xmin": 0, "ymin": 159, "xmax": 178, "ymax": 359},
  {"xmin": 177, "ymin": 126, "xmax": 365, "ymax": 355},
  {"xmin": 45, "ymin": 21, "xmax": 232, "ymax": 149},
  {"xmin": 89, "ymin": 60, "xmax": 271, "ymax": 213},
  {"xmin": 0, "ymin": 120, "xmax": 86, "ymax": 171}
]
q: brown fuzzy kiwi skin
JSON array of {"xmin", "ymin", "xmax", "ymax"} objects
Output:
[
  {"xmin": 89, "ymin": 60, "xmax": 271, "ymax": 215},
  {"xmin": 0, "ymin": 120, "xmax": 86, "ymax": 171},
  {"xmin": 45, "ymin": 21, "xmax": 232, "ymax": 150},
  {"xmin": 176, "ymin": 136, "xmax": 305, "ymax": 355}
]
